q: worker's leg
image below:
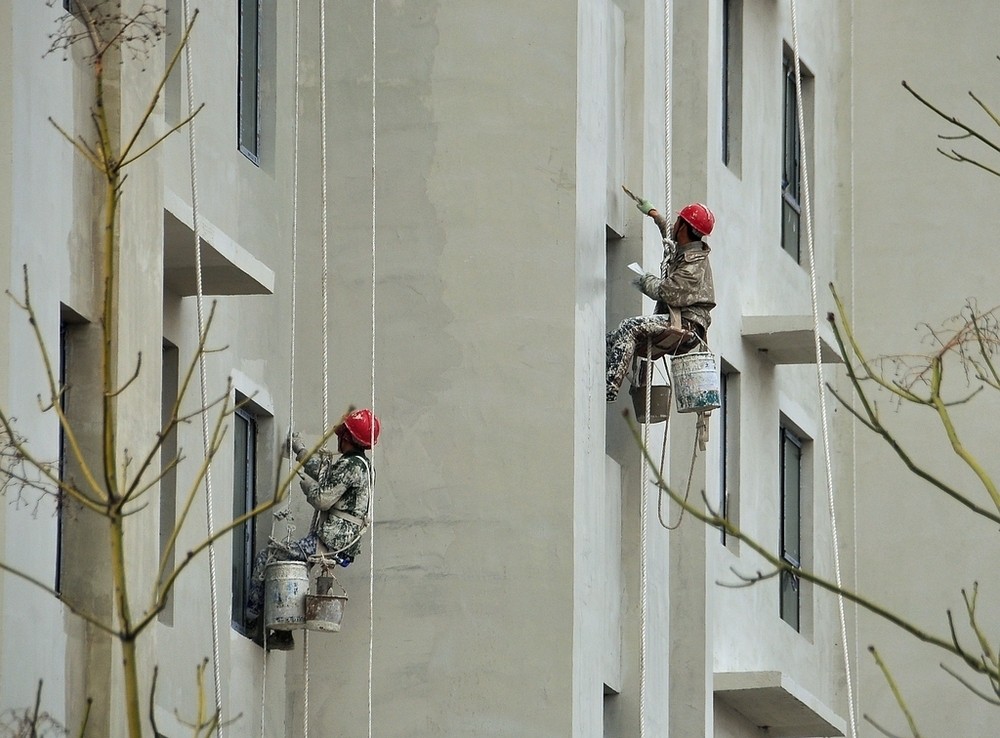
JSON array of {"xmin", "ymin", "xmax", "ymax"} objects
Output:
[{"xmin": 606, "ymin": 315, "xmax": 673, "ymax": 401}]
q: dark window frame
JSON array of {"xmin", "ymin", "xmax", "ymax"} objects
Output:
[
  {"xmin": 718, "ymin": 367, "xmax": 740, "ymax": 548},
  {"xmin": 781, "ymin": 53, "xmax": 802, "ymax": 262},
  {"xmin": 779, "ymin": 426, "xmax": 802, "ymax": 630},
  {"xmin": 237, "ymin": 0, "xmax": 261, "ymax": 164},
  {"xmin": 231, "ymin": 403, "xmax": 258, "ymax": 634},
  {"xmin": 722, "ymin": 0, "xmax": 731, "ymax": 165}
]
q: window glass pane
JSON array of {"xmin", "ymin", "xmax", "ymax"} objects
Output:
[
  {"xmin": 780, "ymin": 570, "xmax": 800, "ymax": 630},
  {"xmin": 722, "ymin": 0, "xmax": 730, "ymax": 165},
  {"xmin": 231, "ymin": 409, "xmax": 256, "ymax": 632},
  {"xmin": 238, "ymin": 0, "xmax": 260, "ymax": 161},
  {"xmin": 781, "ymin": 55, "xmax": 801, "ymax": 261},
  {"xmin": 782, "ymin": 431, "xmax": 801, "ymax": 563},
  {"xmin": 782, "ymin": 198, "xmax": 801, "ymax": 263}
]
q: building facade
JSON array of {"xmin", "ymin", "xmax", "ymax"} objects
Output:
[{"xmin": 1, "ymin": 1, "xmax": 996, "ymax": 737}]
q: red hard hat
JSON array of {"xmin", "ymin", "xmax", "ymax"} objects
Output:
[
  {"xmin": 677, "ymin": 203, "xmax": 715, "ymax": 237},
  {"xmin": 336, "ymin": 408, "xmax": 381, "ymax": 449}
]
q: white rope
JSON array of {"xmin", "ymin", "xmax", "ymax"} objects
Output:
[
  {"xmin": 639, "ymin": 346, "xmax": 651, "ymax": 738},
  {"xmin": 788, "ymin": 2, "xmax": 858, "ymax": 735},
  {"xmin": 637, "ymin": 2, "xmax": 674, "ymax": 733},
  {"xmin": 259, "ymin": 0, "xmax": 304, "ymax": 731},
  {"xmin": 849, "ymin": 0, "xmax": 862, "ymax": 726},
  {"xmin": 303, "ymin": 0, "xmax": 333, "ymax": 731},
  {"xmin": 319, "ymin": 0, "xmax": 330, "ymax": 433},
  {"xmin": 367, "ymin": 0, "xmax": 379, "ymax": 735},
  {"xmin": 179, "ymin": 0, "xmax": 224, "ymax": 731},
  {"xmin": 662, "ymin": 0, "xmax": 673, "ymax": 220}
]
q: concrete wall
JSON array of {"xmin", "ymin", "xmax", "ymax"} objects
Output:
[
  {"xmin": 853, "ymin": 3, "xmax": 1000, "ymax": 735},
  {"xmin": 703, "ymin": 0, "xmax": 854, "ymax": 733},
  {"xmin": 0, "ymin": 1, "xmax": 859, "ymax": 736},
  {"xmin": 0, "ymin": 2, "xmax": 76, "ymax": 726}
]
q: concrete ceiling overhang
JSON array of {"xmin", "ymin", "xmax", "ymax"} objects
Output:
[
  {"xmin": 715, "ymin": 670, "xmax": 846, "ymax": 738},
  {"xmin": 742, "ymin": 315, "xmax": 843, "ymax": 365},
  {"xmin": 163, "ymin": 191, "xmax": 274, "ymax": 297}
]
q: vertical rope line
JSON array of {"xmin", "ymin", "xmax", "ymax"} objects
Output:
[
  {"xmin": 305, "ymin": 0, "xmax": 333, "ymax": 732},
  {"xmin": 663, "ymin": 0, "xmax": 673, "ymax": 218},
  {"xmin": 639, "ymin": 350, "xmax": 651, "ymax": 738},
  {"xmin": 319, "ymin": 0, "xmax": 330, "ymax": 432},
  {"xmin": 285, "ymin": 0, "xmax": 302, "ymax": 543},
  {"xmin": 179, "ymin": 0, "xmax": 224, "ymax": 732},
  {"xmin": 848, "ymin": 0, "xmax": 861, "ymax": 730},
  {"xmin": 789, "ymin": 2, "xmax": 858, "ymax": 735},
  {"xmin": 638, "ymin": 1, "xmax": 674, "ymax": 734},
  {"xmin": 367, "ymin": 0, "xmax": 378, "ymax": 735},
  {"xmin": 261, "ymin": 1, "xmax": 304, "ymax": 733}
]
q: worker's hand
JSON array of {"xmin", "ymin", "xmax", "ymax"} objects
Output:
[
  {"xmin": 285, "ymin": 430, "xmax": 305, "ymax": 457},
  {"xmin": 632, "ymin": 272, "xmax": 658, "ymax": 294},
  {"xmin": 635, "ymin": 198, "xmax": 657, "ymax": 216}
]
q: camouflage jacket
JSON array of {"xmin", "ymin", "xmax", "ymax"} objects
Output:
[
  {"xmin": 299, "ymin": 450, "xmax": 373, "ymax": 550},
  {"xmin": 638, "ymin": 240, "xmax": 716, "ymax": 332}
]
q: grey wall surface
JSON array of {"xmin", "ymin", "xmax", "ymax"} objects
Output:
[{"xmin": 853, "ymin": 2, "xmax": 1000, "ymax": 736}]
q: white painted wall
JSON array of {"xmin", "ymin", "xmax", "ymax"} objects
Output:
[
  {"xmin": 0, "ymin": 1, "xmax": 863, "ymax": 736},
  {"xmin": 853, "ymin": 3, "xmax": 1000, "ymax": 735}
]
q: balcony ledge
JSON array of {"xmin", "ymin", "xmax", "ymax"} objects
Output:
[
  {"xmin": 163, "ymin": 190, "xmax": 274, "ymax": 297},
  {"xmin": 741, "ymin": 315, "xmax": 842, "ymax": 365},
  {"xmin": 715, "ymin": 670, "xmax": 846, "ymax": 738}
]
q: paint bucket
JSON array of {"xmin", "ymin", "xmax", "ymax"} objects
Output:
[
  {"xmin": 671, "ymin": 352, "xmax": 720, "ymax": 414},
  {"xmin": 629, "ymin": 359, "xmax": 671, "ymax": 424},
  {"xmin": 264, "ymin": 560, "xmax": 309, "ymax": 631},
  {"xmin": 630, "ymin": 384, "xmax": 672, "ymax": 424},
  {"xmin": 305, "ymin": 575, "xmax": 348, "ymax": 632}
]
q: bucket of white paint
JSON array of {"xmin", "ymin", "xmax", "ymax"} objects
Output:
[
  {"xmin": 264, "ymin": 561, "xmax": 309, "ymax": 631},
  {"xmin": 671, "ymin": 352, "xmax": 720, "ymax": 414},
  {"xmin": 305, "ymin": 576, "xmax": 348, "ymax": 632}
]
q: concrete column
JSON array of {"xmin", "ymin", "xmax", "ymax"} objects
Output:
[{"xmin": 668, "ymin": 0, "xmax": 712, "ymax": 735}]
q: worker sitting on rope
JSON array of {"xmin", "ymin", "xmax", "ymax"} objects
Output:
[
  {"xmin": 246, "ymin": 407, "xmax": 380, "ymax": 649},
  {"xmin": 606, "ymin": 200, "xmax": 716, "ymax": 402}
]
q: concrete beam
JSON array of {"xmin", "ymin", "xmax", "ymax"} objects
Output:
[
  {"xmin": 714, "ymin": 670, "xmax": 846, "ymax": 737},
  {"xmin": 163, "ymin": 190, "xmax": 274, "ymax": 296},
  {"xmin": 741, "ymin": 315, "xmax": 842, "ymax": 364}
]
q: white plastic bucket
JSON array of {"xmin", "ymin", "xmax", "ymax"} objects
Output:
[
  {"xmin": 671, "ymin": 352, "xmax": 720, "ymax": 414},
  {"xmin": 264, "ymin": 561, "xmax": 309, "ymax": 631}
]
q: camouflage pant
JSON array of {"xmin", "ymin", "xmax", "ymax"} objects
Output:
[
  {"xmin": 606, "ymin": 315, "xmax": 698, "ymax": 401},
  {"xmin": 246, "ymin": 533, "xmax": 319, "ymax": 622}
]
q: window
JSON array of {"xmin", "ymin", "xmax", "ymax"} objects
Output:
[
  {"xmin": 781, "ymin": 50, "xmax": 813, "ymax": 263},
  {"xmin": 779, "ymin": 426, "xmax": 802, "ymax": 630},
  {"xmin": 238, "ymin": 0, "xmax": 261, "ymax": 164},
  {"xmin": 781, "ymin": 53, "xmax": 801, "ymax": 261},
  {"xmin": 231, "ymin": 403, "xmax": 258, "ymax": 634},
  {"xmin": 721, "ymin": 0, "xmax": 743, "ymax": 173},
  {"xmin": 718, "ymin": 365, "xmax": 740, "ymax": 548},
  {"xmin": 56, "ymin": 307, "xmax": 88, "ymax": 592},
  {"xmin": 158, "ymin": 341, "xmax": 179, "ymax": 625},
  {"xmin": 56, "ymin": 320, "xmax": 69, "ymax": 593}
]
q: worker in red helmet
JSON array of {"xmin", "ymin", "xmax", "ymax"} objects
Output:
[
  {"xmin": 246, "ymin": 407, "xmax": 380, "ymax": 649},
  {"xmin": 606, "ymin": 199, "xmax": 716, "ymax": 402}
]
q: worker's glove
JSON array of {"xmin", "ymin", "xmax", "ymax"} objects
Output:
[
  {"xmin": 285, "ymin": 430, "xmax": 306, "ymax": 458},
  {"xmin": 635, "ymin": 198, "xmax": 656, "ymax": 216},
  {"xmin": 631, "ymin": 272, "xmax": 659, "ymax": 295}
]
